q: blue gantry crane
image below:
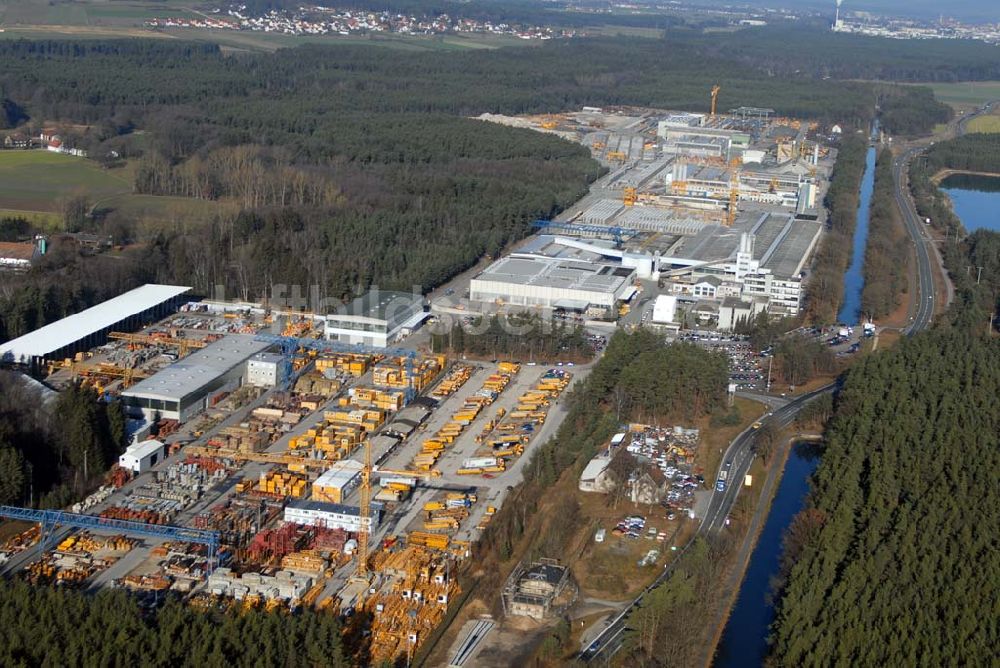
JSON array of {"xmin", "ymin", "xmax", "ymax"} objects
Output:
[
  {"xmin": 0, "ymin": 505, "xmax": 221, "ymax": 572},
  {"xmin": 532, "ymin": 219, "xmax": 639, "ymax": 247}
]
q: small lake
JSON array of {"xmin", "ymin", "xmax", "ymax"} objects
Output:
[
  {"xmin": 713, "ymin": 442, "xmax": 821, "ymax": 668},
  {"xmin": 940, "ymin": 173, "xmax": 1000, "ymax": 234}
]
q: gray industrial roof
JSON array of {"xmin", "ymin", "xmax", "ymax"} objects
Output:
[
  {"xmin": 0, "ymin": 284, "xmax": 190, "ymax": 363},
  {"xmin": 331, "ymin": 290, "xmax": 424, "ymax": 324},
  {"xmin": 123, "ymin": 334, "xmax": 272, "ymax": 402},
  {"xmin": 475, "ymin": 256, "xmax": 633, "ymax": 294},
  {"xmin": 762, "ymin": 219, "xmax": 822, "ymax": 277}
]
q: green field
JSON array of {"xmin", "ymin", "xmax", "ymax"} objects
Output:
[
  {"xmin": 0, "ymin": 151, "xmax": 130, "ymax": 211},
  {"xmin": 0, "ymin": 0, "xmax": 535, "ymax": 52},
  {"xmin": 928, "ymin": 81, "xmax": 1000, "ymax": 108},
  {"xmin": 0, "ymin": 151, "xmax": 227, "ymax": 228},
  {"xmin": 966, "ymin": 113, "xmax": 1000, "ymax": 134}
]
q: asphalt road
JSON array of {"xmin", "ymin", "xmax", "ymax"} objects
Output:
[{"xmin": 893, "ymin": 146, "xmax": 937, "ymax": 335}]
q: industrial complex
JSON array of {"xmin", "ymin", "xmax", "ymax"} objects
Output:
[
  {"xmin": 476, "ymin": 103, "xmax": 837, "ymax": 328},
  {"xmin": 0, "ymin": 100, "xmax": 848, "ymax": 665}
]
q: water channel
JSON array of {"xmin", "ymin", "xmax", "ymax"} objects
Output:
[
  {"xmin": 836, "ymin": 144, "xmax": 878, "ymax": 326},
  {"xmin": 713, "ymin": 443, "xmax": 821, "ymax": 667},
  {"xmin": 940, "ymin": 173, "xmax": 1000, "ymax": 234},
  {"xmin": 713, "ymin": 137, "xmax": 880, "ymax": 666}
]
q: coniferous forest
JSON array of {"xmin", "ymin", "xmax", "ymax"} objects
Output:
[
  {"xmin": 0, "ymin": 580, "xmax": 347, "ymax": 667},
  {"xmin": 768, "ymin": 258, "xmax": 1000, "ymax": 665}
]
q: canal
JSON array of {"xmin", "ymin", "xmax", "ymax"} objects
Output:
[
  {"xmin": 836, "ymin": 144, "xmax": 878, "ymax": 326},
  {"xmin": 713, "ymin": 443, "xmax": 821, "ymax": 668},
  {"xmin": 940, "ymin": 173, "xmax": 1000, "ymax": 234}
]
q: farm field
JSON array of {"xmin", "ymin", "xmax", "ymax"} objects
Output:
[
  {"xmin": 966, "ymin": 112, "xmax": 1000, "ymax": 134},
  {"xmin": 0, "ymin": 151, "xmax": 130, "ymax": 212},
  {"xmin": 928, "ymin": 81, "xmax": 1000, "ymax": 108}
]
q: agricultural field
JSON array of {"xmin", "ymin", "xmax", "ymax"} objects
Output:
[
  {"xmin": 0, "ymin": 151, "xmax": 227, "ymax": 228},
  {"xmin": 0, "ymin": 0, "xmax": 198, "ymax": 27},
  {"xmin": 0, "ymin": 0, "xmax": 533, "ymax": 52},
  {"xmin": 0, "ymin": 151, "xmax": 130, "ymax": 212},
  {"xmin": 928, "ymin": 81, "xmax": 1000, "ymax": 109},
  {"xmin": 966, "ymin": 111, "xmax": 1000, "ymax": 134}
]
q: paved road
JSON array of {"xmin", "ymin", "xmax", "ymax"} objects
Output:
[{"xmin": 893, "ymin": 146, "xmax": 938, "ymax": 335}]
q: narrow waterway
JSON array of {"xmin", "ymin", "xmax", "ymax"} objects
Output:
[
  {"xmin": 940, "ymin": 173, "xmax": 1000, "ymax": 234},
  {"xmin": 836, "ymin": 144, "xmax": 878, "ymax": 326},
  {"xmin": 713, "ymin": 443, "xmax": 821, "ymax": 668}
]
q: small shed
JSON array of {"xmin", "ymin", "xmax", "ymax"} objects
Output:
[{"xmin": 118, "ymin": 439, "xmax": 166, "ymax": 473}]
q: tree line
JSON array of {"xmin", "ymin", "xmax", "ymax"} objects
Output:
[
  {"xmin": 767, "ymin": 313, "xmax": 999, "ymax": 666},
  {"xmin": 861, "ymin": 147, "xmax": 909, "ymax": 319},
  {"xmin": 0, "ymin": 580, "xmax": 347, "ymax": 667},
  {"xmin": 0, "ymin": 372, "xmax": 126, "ymax": 509}
]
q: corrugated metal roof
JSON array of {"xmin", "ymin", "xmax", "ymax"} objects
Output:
[
  {"xmin": 122, "ymin": 334, "xmax": 271, "ymax": 402},
  {"xmin": 0, "ymin": 284, "xmax": 191, "ymax": 363}
]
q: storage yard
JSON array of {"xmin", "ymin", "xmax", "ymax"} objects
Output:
[{"xmin": 0, "ymin": 282, "xmax": 587, "ymax": 666}]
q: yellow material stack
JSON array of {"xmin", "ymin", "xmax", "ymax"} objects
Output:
[
  {"xmin": 258, "ymin": 470, "xmax": 309, "ymax": 498},
  {"xmin": 432, "ymin": 364, "xmax": 473, "ymax": 398}
]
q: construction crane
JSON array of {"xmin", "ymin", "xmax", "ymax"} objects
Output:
[
  {"xmin": 108, "ymin": 331, "xmax": 208, "ymax": 358},
  {"xmin": 727, "ymin": 169, "xmax": 741, "ymax": 227},
  {"xmin": 710, "ymin": 85, "xmax": 721, "ymax": 117},
  {"xmin": 184, "ymin": 441, "xmax": 439, "ymax": 583},
  {"xmin": 623, "ymin": 186, "xmax": 637, "ymax": 207}
]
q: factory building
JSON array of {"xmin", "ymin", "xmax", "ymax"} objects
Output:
[
  {"xmin": 283, "ymin": 500, "xmax": 381, "ymax": 533},
  {"xmin": 324, "ymin": 290, "xmax": 427, "ymax": 349},
  {"xmin": 121, "ymin": 334, "xmax": 273, "ymax": 421},
  {"xmin": 469, "ymin": 256, "xmax": 636, "ymax": 315},
  {"xmin": 246, "ymin": 352, "xmax": 285, "ymax": 388},
  {"xmin": 0, "ymin": 284, "xmax": 191, "ymax": 368}
]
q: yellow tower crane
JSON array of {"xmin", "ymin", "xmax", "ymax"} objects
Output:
[
  {"xmin": 727, "ymin": 169, "xmax": 741, "ymax": 227},
  {"xmin": 710, "ymin": 85, "xmax": 721, "ymax": 117},
  {"xmin": 184, "ymin": 442, "xmax": 441, "ymax": 584}
]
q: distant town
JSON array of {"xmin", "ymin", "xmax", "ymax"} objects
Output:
[{"xmin": 146, "ymin": 4, "xmax": 580, "ymax": 40}]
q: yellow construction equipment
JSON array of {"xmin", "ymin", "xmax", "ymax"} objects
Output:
[
  {"xmin": 710, "ymin": 84, "xmax": 721, "ymax": 117},
  {"xmin": 606, "ymin": 151, "xmax": 627, "ymax": 163},
  {"xmin": 623, "ymin": 186, "xmax": 637, "ymax": 207},
  {"xmin": 108, "ymin": 331, "xmax": 208, "ymax": 357},
  {"xmin": 727, "ymin": 169, "xmax": 740, "ymax": 227}
]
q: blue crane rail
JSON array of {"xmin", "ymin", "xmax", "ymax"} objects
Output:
[
  {"xmin": 532, "ymin": 219, "xmax": 639, "ymax": 246},
  {"xmin": 0, "ymin": 505, "xmax": 220, "ymax": 569}
]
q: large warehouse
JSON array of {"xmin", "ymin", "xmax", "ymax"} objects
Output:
[
  {"xmin": 469, "ymin": 256, "xmax": 636, "ymax": 315},
  {"xmin": 323, "ymin": 290, "xmax": 427, "ymax": 349},
  {"xmin": 122, "ymin": 334, "xmax": 273, "ymax": 421},
  {"xmin": 0, "ymin": 284, "xmax": 191, "ymax": 367}
]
